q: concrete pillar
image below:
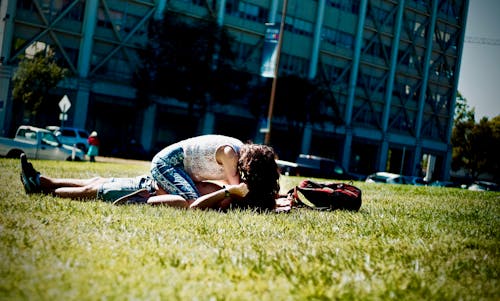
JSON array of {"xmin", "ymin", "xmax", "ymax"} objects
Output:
[
  {"xmin": 301, "ymin": 123, "xmax": 312, "ymax": 154},
  {"xmin": 0, "ymin": 1, "xmax": 16, "ymax": 135},
  {"xmin": 342, "ymin": 127, "xmax": 353, "ymax": 170},
  {"xmin": 378, "ymin": 134, "xmax": 390, "ymax": 171},
  {"xmin": 342, "ymin": 0, "xmax": 367, "ymax": 170},
  {"xmin": 78, "ymin": 0, "xmax": 98, "ymax": 78},
  {"xmin": 345, "ymin": 0, "xmax": 368, "ymax": 126},
  {"xmin": 381, "ymin": 0, "xmax": 404, "ymax": 132},
  {"xmin": 413, "ymin": 140, "xmax": 422, "ymax": 176},
  {"xmin": 269, "ymin": 0, "xmax": 279, "ymax": 23},
  {"xmin": 217, "ymin": 0, "xmax": 226, "ymax": 26},
  {"xmin": 378, "ymin": 1, "xmax": 404, "ymax": 173},
  {"xmin": 73, "ymin": 80, "xmax": 91, "ymax": 129},
  {"xmin": 443, "ymin": 0, "xmax": 469, "ymax": 181},
  {"xmin": 155, "ymin": 0, "xmax": 168, "ymax": 19},
  {"xmin": 140, "ymin": 103, "xmax": 156, "ymax": 152},
  {"xmin": 415, "ymin": 0, "xmax": 438, "ymax": 139},
  {"xmin": 0, "ymin": 66, "xmax": 13, "ymax": 135},
  {"xmin": 411, "ymin": 0, "xmax": 437, "ymax": 177},
  {"xmin": 308, "ymin": 0, "xmax": 325, "ymax": 80},
  {"xmin": 0, "ymin": 0, "xmax": 15, "ymax": 63},
  {"xmin": 200, "ymin": 111, "xmax": 215, "ymax": 135},
  {"xmin": 72, "ymin": 0, "xmax": 98, "ymax": 129}
]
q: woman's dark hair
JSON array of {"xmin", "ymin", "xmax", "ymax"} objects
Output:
[{"xmin": 236, "ymin": 144, "xmax": 280, "ymax": 211}]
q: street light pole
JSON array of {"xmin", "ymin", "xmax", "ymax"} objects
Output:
[{"xmin": 264, "ymin": 0, "xmax": 288, "ymax": 145}]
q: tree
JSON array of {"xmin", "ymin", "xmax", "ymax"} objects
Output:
[
  {"xmin": 12, "ymin": 52, "xmax": 68, "ymax": 120},
  {"xmin": 451, "ymin": 93, "xmax": 500, "ymax": 181},
  {"xmin": 134, "ymin": 10, "xmax": 250, "ymax": 112}
]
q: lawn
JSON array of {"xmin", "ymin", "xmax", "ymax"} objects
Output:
[{"xmin": 0, "ymin": 158, "xmax": 498, "ymax": 300}]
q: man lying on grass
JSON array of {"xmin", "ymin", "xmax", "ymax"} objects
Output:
[{"xmin": 18, "ymin": 154, "xmax": 270, "ymax": 211}]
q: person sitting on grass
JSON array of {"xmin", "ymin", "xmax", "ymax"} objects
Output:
[{"xmin": 19, "ymin": 153, "xmax": 284, "ymax": 211}]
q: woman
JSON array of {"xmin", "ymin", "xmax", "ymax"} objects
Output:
[
  {"xmin": 150, "ymin": 135, "xmax": 280, "ymax": 211},
  {"xmin": 87, "ymin": 131, "xmax": 100, "ymax": 162}
]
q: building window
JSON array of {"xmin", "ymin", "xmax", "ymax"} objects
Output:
[
  {"xmin": 275, "ymin": 14, "xmax": 314, "ymax": 37},
  {"xmin": 322, "ymin": 27, "xmax": 354, "ymax": 48},
  {"xmin": 326, "ymin": 0, "xmax": 359, "ymax": 14},
  {"xmin": 226, "ymin": 0, "xmax": 268, "ymax": 23}
]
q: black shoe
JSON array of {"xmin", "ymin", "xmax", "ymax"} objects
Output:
[{"xmin": 20, "ymin": 153, "xmax": 41, "ymax": 194}]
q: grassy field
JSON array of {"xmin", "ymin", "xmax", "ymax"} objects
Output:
[{"xmin": 0, "ymin": 158, "xmax": 498, "ymax": 301}]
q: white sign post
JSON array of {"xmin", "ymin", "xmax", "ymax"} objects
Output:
[{"xmin": 58, "ymin": 95, "xmax": 71, "ymax": 127}]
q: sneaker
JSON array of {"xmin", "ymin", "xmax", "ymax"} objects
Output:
[
  {"xmin": 112, "ymin": 189, "xmax": 152, "ymax": 205},
  {"xmin": 20, "ymin": 153, "xmax": 41, "ymax": 194}
]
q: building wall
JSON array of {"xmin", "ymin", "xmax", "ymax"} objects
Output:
[{"xmin": 0, "ymin": 0, "xmax": 468, "ymax": 181}]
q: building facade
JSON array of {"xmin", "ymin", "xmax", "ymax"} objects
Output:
[{"xmin": 0, "ymin": 0, "xmax": 468, "ymax": 180}]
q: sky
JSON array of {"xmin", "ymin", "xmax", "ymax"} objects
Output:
[{"xmin": 457, "ymin": 0, "xmax": 500, "ymax": 121}]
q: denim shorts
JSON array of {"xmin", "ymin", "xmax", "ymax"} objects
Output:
[
  {"xmin": 97, "ymin": 175, "xmax": 156, "ymax": 203},
  {"xmin": 150, "ymin": 146, "xmax": 200, "ymax": 200}
]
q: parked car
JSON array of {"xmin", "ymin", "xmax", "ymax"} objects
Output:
[
  {"xmin": 366, "ymin": 172, "xmax": 429, "ymax": 186},
  {"xmin": 46, "ymin": 126, "xmax": 90, "ymax": 152},
  {"xmin": 402, "ymin": 176, "xmax": 428, "ymax": 186},
  {"xmin": 467, "ymin": 181, "xmax": 499, "ymax": 192},
  {"xmin": 276, "ymin": 154, "xmax": 365, "ymax": 181},
  {"xmin": 0, "ymin": 125, "xmax": 84, "ymax": 161},
  {"xmin": 365, "ymin": 172, "xmax": 405, "ymax": 184},
  {"xmin": 430, "ymin": 180, "xmax": 460, "ymax": 188}
]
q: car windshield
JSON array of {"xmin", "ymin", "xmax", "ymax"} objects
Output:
[{"xmin": 41, "ymin": 132, "xmax": 61, "ymax": 147}]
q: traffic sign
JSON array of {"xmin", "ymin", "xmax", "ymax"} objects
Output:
[{"xmin": 59, "ymin": 95, "xmax": 71, "ymax": 113}]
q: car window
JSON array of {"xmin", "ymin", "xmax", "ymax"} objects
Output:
[
  {"xmin": 393, "ymin": 177, "xmax": 403, "ymax": 184},
  {"xmin": 61, "ymin": 129, "xmax": 76, "ymax": 137},
  {"xmin": 372, "ymin": 175, "xmax": 388, "ymax": 183},
  {"xmin": 41, "ymin": 132, "xmax": 60, "ymax": 146},
  {"xmin": 19, "ymin": 129, "xmax": 37, "ymax": 141},
  {"xmin": 78, "ymin": 130, "xmax": 89, "ymax": 138}
]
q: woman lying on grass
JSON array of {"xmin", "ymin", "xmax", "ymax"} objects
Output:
[{"xmin": 19, "ymin": 153, "xmax": 288, "ymax": 212}]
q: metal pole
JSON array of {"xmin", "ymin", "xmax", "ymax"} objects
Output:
[{"xmin": 264, "ymin": 0, "xmax": 288, "ymax": 145}]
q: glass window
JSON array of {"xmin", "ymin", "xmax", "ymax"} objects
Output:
[{"xmin": 61, "ymin": 129, "xmax": 76, "ymax": 137}]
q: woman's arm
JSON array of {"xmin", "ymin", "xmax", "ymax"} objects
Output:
[{"xmin": 189, "ymin": 183, "xmax": 249, "ymax": 209}]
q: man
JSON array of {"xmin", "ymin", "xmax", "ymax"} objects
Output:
[{"xmin": 19, "ymin": 154, "xmax": 249, "ymax": 209}]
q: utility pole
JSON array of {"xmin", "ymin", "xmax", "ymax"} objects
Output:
[{"xmin": 264, "ymin": 0, "xmax": 288, "ymax": 145}]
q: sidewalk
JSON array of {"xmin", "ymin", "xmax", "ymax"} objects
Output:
[{"xmin": 92, "ymin": 156, "xmax": 150, "ymax": 166}]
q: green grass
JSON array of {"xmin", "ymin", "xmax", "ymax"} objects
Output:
[{"xmin": 1, "ymin": 158, "xmax": 499, "ymax": 301}]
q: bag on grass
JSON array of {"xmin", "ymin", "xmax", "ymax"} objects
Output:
[{"xmin": 288, "ymin": 179, "xmax": 362, "ymax": 211}]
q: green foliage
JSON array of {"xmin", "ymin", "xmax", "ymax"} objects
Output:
[
  {"xmin": 1, "ymin": 158, "xmax": 499, "ymax": 300},
  {"xmin": 451, "ymin": 94, "xmax": 500, "ymax": 180},
  {"xmin": 12, "ymin": 53, "xmax": 68, "ymax": 118}
]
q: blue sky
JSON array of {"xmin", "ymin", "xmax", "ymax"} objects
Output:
[{"xmin": 458, "ymin": 0, "xmax": 500, "ymax": 121}]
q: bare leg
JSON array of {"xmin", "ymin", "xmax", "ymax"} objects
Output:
[
  {"xmin": 53, "ymin": 185, "xmax": 100, "ymax": 200},
  {"xmin": 147, "ymin": 194, "xmax": 191, "ymax": 207},
  {"xmin": 39, "ymin": 176, "xmax": 109, "ymax": 193}
]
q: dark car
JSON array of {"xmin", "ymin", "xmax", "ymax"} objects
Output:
[
  {"xmin": 467, "ymin": 181, "xmax": 499, "ymax": 192},
  {"xmin": 277, "ymin": 154, "xmax": 364, "ymax": 181}
]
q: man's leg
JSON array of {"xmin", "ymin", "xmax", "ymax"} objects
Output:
[
  {"xmin": 20, "ymin": 153, "xmax": 109, "ymax": 195},
  {"xmin": 40, "ymin": 176, "xmax": 107, "ymax": 190},
  {"xmin": 53, "ymin": 184, "xmax": 101, "ymax": 199}
]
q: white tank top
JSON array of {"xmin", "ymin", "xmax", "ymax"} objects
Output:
[{"xmin": 180, "ymin": 135, "xmax": 243, "ymax": 180}]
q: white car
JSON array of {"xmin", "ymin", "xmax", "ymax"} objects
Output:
[
  {"xmin": 365, "ymin": 172, "xmax": 405, "ymax": 184},
  {"xmin": 46, "ymin": 126, "xmax": 90, "ymax": 152},
  {"xmin": 0, "ymin": 125, "xmax": 84, "ymax": 161}
]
